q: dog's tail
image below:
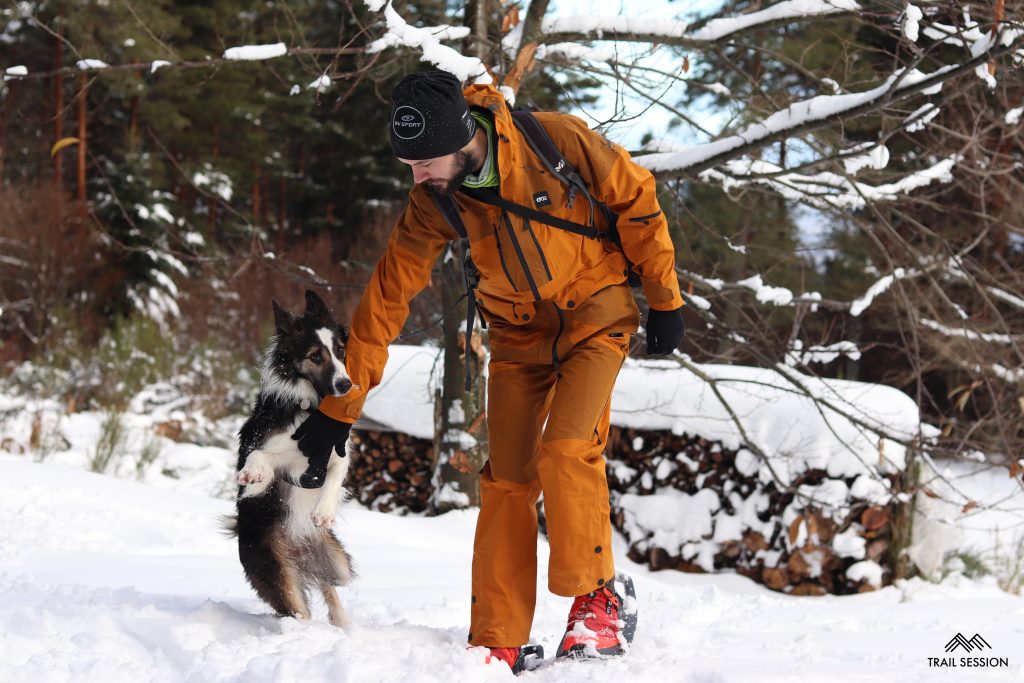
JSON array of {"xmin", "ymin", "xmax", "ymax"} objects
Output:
[{"xmin": 220, "ymin": 513, "xmax": 239, "ymax": 538}]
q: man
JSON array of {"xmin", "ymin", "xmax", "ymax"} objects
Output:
[{"xmin": 292, "ymin": 71, "xmax": 684, "ymax": 671}]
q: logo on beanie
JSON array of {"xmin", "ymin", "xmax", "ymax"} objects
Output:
[{"xmin": 393, "ymin": 106, "xmax": 425, "ymax": 140}]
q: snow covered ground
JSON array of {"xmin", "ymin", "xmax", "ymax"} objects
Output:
[
  {"xmin": 2, "ymin": 454, "xmax": 1023, "ymax": 683},
  {"xmin": 2, "ymin": 344, "xmax": 1022, "ymax": 681}
]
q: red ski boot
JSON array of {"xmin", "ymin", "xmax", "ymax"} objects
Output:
[{"xmin": 555, "ymin": 573, "xmax": 638, "ymax": 659}]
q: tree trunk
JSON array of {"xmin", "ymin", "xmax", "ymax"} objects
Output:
[
  {"xmin": 76, "ymin": 73, "xmax": 87, "ymax": 202},
  {"xmin": 889, "ymin": 443, "xmax": 918, "ymax": 581},
  {"xmin": 278, "ymin": 176, "xmax": 286, "ymax": 231},
  {"xmin": 252, "ymin": 161, "xmax": 261, "ymax": 221},
  {"xmin": 208, "ymin": 121, "xmax": 220, "ymax": 240},
  {"xmin": 427, "ymin": 0, "xmax": 499, "ymax": 513},
  {"xmin": 430, "ymin": 252, "xmax": 487, "ymax": 513},
  {"xmin": 517, "ymin": 0, "xmax": 549, "ymax": 49},
  {"xmin": 53, "ymin": 35, "xmax": 64, "ymax": 188},
  {"xmin": 128, "ymin": 70, "xmax": 142, "ymax": 149},
  {"xmin": 462, "ymin": 0, "xmax": 491, "ymax": 62}
]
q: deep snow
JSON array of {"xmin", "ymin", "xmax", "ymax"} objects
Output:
[{"xmin": 1, "ymin": 455, "xmax": 1022, "ymax": 683}]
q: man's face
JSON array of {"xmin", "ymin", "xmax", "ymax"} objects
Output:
[{"xmin": 398, "ymin": 150, "xmax": 476, "ymax": 195}]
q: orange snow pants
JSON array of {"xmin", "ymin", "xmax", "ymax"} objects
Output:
[{"xmin": 468, "ymin": 284, "xmax": 639, "ymax": 648}]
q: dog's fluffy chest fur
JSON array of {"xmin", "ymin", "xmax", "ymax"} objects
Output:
[{"xmin": 239, "ymin": 414, "xmax": 352, "ymax": 539}]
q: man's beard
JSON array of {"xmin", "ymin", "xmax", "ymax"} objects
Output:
[{"xmin": 428, "ymin": 150, "xmax": 480, "ymax": 195}]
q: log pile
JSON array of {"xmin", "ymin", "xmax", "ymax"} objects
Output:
[
  {"xmin": 344, "ymin": 423, "xmax": 908, "ymax": 596},
  {"xmin": 346, "ymin": 429, "xmax": 434, "ymax": 514},
  {"xmin": 603, "ymin": 426, "xmax": 908, "ymax": 595}
]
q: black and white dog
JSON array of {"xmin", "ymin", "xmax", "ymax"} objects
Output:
[{"xmin": 226, "ymin": 290, "xmax": 355, "ymax": 627}]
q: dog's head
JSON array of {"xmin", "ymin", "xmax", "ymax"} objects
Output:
[{"xmin": 263, "ymin": 290, "xmax": 352, "ymax": 404}]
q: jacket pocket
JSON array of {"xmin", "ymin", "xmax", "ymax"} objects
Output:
[{"xmin": 500, "ymin": 212, "xmax": 552, "ymax": 300}]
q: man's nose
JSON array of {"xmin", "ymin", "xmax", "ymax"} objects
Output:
[{"xmin": 412, "ymin": 166, "xmax": 430, "ymax": 184}]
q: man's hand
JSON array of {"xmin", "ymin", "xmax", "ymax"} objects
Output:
[
  {"xmin": 291, "ymin": 410, "xmax": 352, "ymax": 488},
  {"xmin": 645, "ymin": 306, "xmax": 685, "ymax": 356}
]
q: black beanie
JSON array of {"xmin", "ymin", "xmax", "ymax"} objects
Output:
[{"xmin": 389, "ymin": 71, "xmax": 476, "ymax": 160}]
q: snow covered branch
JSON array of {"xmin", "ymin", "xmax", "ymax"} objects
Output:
[
  {"xmin": 636, "ymin": 34, "xmax": 1022, "ymax": 178},
  {"xmin": 365, "ymin": 2, "xmax": 488, "ymax": 83},
  {"xmin": 699, "ymin": 154, "xmax": 958, "ymax": 211},
  {"xmin": 525, "ymin": 1, "xmax": 860, "ymax": 51},
  {"xmin": 1, "ymin": 46, "xmax": 366, "ymax": 81}
]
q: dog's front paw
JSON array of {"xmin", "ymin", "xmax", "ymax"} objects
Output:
[
  {"xmin": 311, "ymin": 501, "xmax": 337, "ymax": 528},
  {"xmin": 236, "ymin": 466, "xmax": 267, "ymax": 485},
  {"xmin": 237, "ymin": 454, "xmax": 272, "ymax": 487}
]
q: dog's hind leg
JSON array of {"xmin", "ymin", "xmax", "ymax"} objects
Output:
[
  {"xmin": 319, "ymin": 582, "xmax": 349, "ymax": 628},
  {"xmin": 241, "ymin": 527, "xmax": 311, "ymax": 620},
  {"xmin": 304, "ymin": 530, "xmax": 354, "ymax": 627},
  {"xmin": 277, "ymin": 577, "xmax": 312, "ymax": 620}
]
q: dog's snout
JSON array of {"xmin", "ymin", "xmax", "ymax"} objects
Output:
[{"xmin": 334, "ymin": 378, "xmax": 353, "ymax": 395}]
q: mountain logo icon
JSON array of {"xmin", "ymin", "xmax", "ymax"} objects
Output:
[{"xmin": 945, "ymin": 633, "xmax": 992, "ymax": 653}]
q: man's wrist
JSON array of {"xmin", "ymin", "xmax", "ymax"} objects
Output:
[{"xmin": 319, "ymin": 392, "xmax": 362, "ymax": 424}]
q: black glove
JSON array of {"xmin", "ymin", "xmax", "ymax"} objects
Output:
[
  {"xmin": 645, "ymin": 306, "xmax": 685, "ymax": 356},
  {"xmin": 291, "ymin": 410, "xmax": 352, "ymax": 488}
]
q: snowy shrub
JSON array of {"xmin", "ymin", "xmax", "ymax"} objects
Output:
[{"xmin": 92, "ymin": 408, "xmax": 127, "ymax": 473}]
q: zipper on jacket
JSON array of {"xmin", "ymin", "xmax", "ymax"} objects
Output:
[
  {"xmin": 523, "ymin": 218, "xmax": 553, "ymax": 281},
  {"xmin": 502, "ymin": 211, "xmax": 541, "ymax": 301},
  {"xmin": 628, "ymin": 209, "xmax": 663, "ymax": 223},
  {"xmin": 491, "ymin": 223, "xmax": 520, "ymax": 292},
  {"xmin": 551, "ymin": 306, "xmax": 565, "ymax": 369}
]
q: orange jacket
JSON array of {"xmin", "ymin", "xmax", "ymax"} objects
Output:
[{"xmin": 321, "ymin": 84, "xmax": 683, "ymax": 423}]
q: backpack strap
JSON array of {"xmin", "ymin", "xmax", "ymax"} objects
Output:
[
  {"xmin": 510, "ymin": 109, "xmax": 594, "ymax": 222},
  {"xmin": 428, "ymin": 189, "xmax": 483, "ymax": 391},
  {"xmin": 509, "ymin": 108, "xmax": 642, "ymax": 287},
  {"xmin": 460, "ymin": 186, "xmax": 606, "ymax": 240}
]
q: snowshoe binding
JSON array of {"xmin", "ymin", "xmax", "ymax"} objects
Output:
[{"xmin": 486, "ymin": 644, "xmax": 545, "ymax": 674}]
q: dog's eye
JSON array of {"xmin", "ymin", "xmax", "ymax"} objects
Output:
[{"xmin": 310, "ymin": 352, "xmax": 322, "ymax": 364}]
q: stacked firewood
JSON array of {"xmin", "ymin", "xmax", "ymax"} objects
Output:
[
  {"xmin": 603, "ymin": 426, "xmax": 907, "ymax": 595},
  {"xmin": 346, "ymin": 430, "xmax": 434, "ymax": 514},
  {"xmin": 344, "ymin": 424, "xmax": 906, "ymax": 595}
]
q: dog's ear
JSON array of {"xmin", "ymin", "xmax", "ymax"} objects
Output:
[
  {"xmin": 304, "ymin": 290, "xmax": 332, "ymax": 323},
  {"xmin": 272, "ymin": 300, "xmax": 295, "ymax": 335}
]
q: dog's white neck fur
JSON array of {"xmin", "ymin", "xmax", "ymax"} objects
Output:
[{"xmin": 259, "ymin": 327, "xmax": 349, "ymax": 408}]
